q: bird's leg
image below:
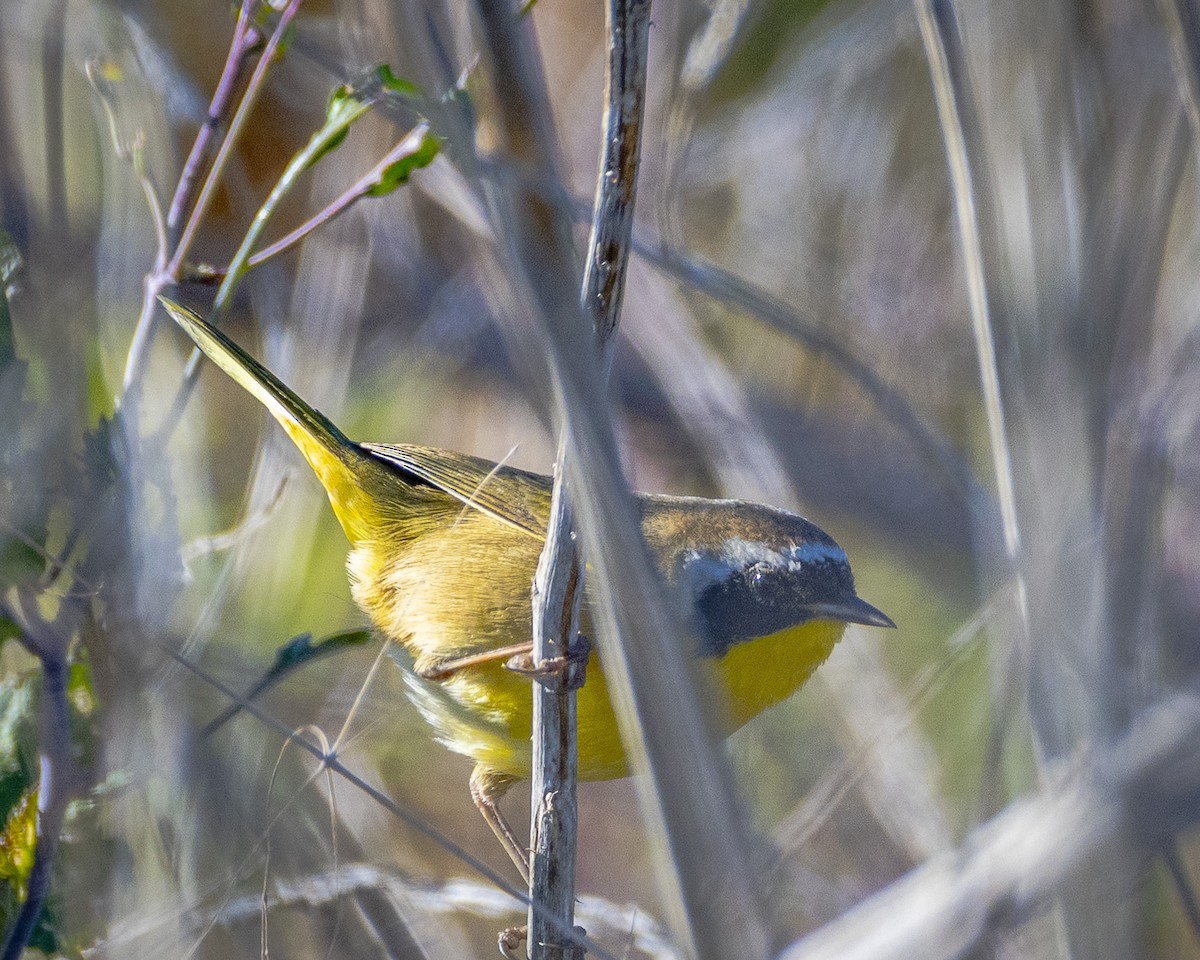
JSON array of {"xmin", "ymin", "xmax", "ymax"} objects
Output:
[
  {"xmin": 498, "ymin": 925, "xmax": 527, "ymax": 960},
  {"xmin": 414, "ymin": 642, "xmax": 534, "ymax": 681},
  {"xmin": 499, "ymin": 923, "xmax": 587, "ymax": 959},
  {"xmin": 470, "ymin": 766, "xmax": 529, "ymax": 882},
  {"xmin": 504, "ymin": 633, "xmax": 591, "ymax": 691},
  {"xmin": 414, "ymin": 635, "xmax": 591, "ymax": 691}
]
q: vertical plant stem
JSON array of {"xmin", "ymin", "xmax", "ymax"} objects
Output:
[
  {"xmin": 122, "ymin": 0, "xmax": 292, "ymax": 397},
  {"xmin": 244, "ymin": 123, "xmax": 434, "ymax": 270},
  {"xmin": 473, "ymin": 1, "xmax": 769, "ymax": 958},
  {"xmin": 911, "ymin": 0, "xmax": 1029, "ymax": 630},
  {"xmin": 1161, "ymin": 0, "xmax": 1200, "ymax": 148},
  {"xmin": 154, "ymin": 66, "xmax": 384, "ymax": 444},
  {"xmin": 40, "ymin": 0, "xmax": 69, "ymax": 235},
  {"xmin": 528, "ymin": 2, "xmax": 653, "ymax": 956},
  {"xmin": 528, "ymin": 465, "xmax": 584, "ymax": 959},
  {"xmin": 166, "ymin": 2, "xmax": 258, "ymax": 234},
  {"xmin": 168, "ymin": 0, "xmax": 304, "ymax": 279},
  {"xmin": 584, "ymin": 0, "xmax": 653, "ymax": 370}
]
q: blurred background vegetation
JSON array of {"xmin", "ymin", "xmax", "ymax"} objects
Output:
[{"xmin": 0, "ymin": 0, "xmax": 1198, "ymax": 957}]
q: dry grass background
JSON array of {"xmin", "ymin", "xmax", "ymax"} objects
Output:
[{"xmin": 1, "ymin": 0, "xmax": 1199, "ymax": 957}]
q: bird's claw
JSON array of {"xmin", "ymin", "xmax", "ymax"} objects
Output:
[
  {"xmin": 498, "ymin": 924, "xmax": 588, "ymax": 959},
  {"xmin": 505, "ymin": 634, "xmax": 591, "ymax": 691},
  {"xmin": 498, "ymin": 926, "xmax": 526, "ymax": 959}
]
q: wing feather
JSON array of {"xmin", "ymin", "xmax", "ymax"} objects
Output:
[{"xmin": 362, "ymin": 443, "xmax": 550, "ymax": 538}]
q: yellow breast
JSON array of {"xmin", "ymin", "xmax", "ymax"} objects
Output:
[{"xmin": 714, "ymin": 618, "xmax": 845, "ymax": 729}]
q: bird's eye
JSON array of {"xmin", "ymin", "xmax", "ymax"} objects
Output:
[{"xmin": 748, "ymin": 562, "xmax": 770, "ymax": 585}]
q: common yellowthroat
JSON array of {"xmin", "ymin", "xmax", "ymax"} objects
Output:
[{"xmin": 162, "ymin": 298, "xmax": 894, "ymax": 873}]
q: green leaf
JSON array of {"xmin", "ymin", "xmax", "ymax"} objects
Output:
[
  {"xmin": 323, "ymin": 64, "xmax": 415, "ymax": 127},
  {"xmin": 302, "ymin": 84, "xmax": 374, "ymax": 173},
  {"xmin": 0, "ymin": 537, "xmax": 45, "ymax": 591},
  {"xmin": 365, "ymin": 131, "xmax": 442, "ymax": 197},
  {"xmin": 66, "ymin": 662, "xmax": 95, "ymax": 716},
  {"xmin": 0, "ymin": 788, "xmax": 37, "ymax": 900},
  {"xmin": 26, "ymin": 913, "xmax": 60, "ymax": 956},
  {"xmin": 0, "ymin": 784, "xmax": 63, "ymax": 954},
  {"xmin": 309, "ymin": 65, "xmax": 428, "ymax": 174},
  {"xmin": 323, "ymin": 84, "xmax": 370, "ymax": 131},
  {"xmin": 373, "ymin": 63, "xmax": 421, "ymax": 99},
  {"xmin": 263, "ymin": 626, "xmax": 373, "ymax": 685},
  {"xmin": 201, "ymin": 628, "xmax": 373, "ymax": 737},
  {"xmin": 0, "ymin": 687, "xmax": 32, "ymax": 942},
  {"xmin": 66, "ymin": 662, "xmax": 97, "ymax": 774}
]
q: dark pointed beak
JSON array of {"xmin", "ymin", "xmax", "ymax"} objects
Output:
[{"xmin": 805, "ymin": 597, "xmax": 896, "ymax": 629}]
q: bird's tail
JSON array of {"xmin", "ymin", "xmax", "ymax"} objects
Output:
[{"xmin": 160, "ymin": 298, "xmax": 378, "ymax": 541}]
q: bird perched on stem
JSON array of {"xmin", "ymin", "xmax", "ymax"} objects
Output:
[{"xmin": 161, "ymin": 297, "xmax": 894, "ymax": 877}]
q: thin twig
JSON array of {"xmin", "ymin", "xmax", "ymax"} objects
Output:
[
  {"xmin": 912, "ymin": 0, "xmax": 1028, "ymax": 627},
  {"xmin": 1160, "ymin": 0, "xmax": 1200, "ymax": 150},
  {"xmin": 240, "ymin": 123, "xmax": 435, "ymax": 272},
  {"xmin": 632, "ymin": 239, "xmax": 990, "ymax": 520},
  {"xmin": 122, "ymin": 1, "xmax": 275, "ymax": 397},
  {"xmin": 164, "ymin": 648, "xmax": 619, "ymax": 960},
  {"xmin": 81, "ymin": 64, "xmax": 170, "ymax": 405},
  {"xmin": 527, "ymin": 1, "xmax": 652, "ymax": 957},
  {"xmin": 105, "ymin": 864, "xmax": 681, "ymax": 960},
  {"xmin": 529, "ymin": 466, "xmax": 585, "ymax": 959},
  {"xmin": 583, "ymin": 0, "xmax": 653, "ymax": 370},
  {"xmin": 40, "ymin": 0, "xmax": 69, "ymax": 234},
  {"xmin": 471, "ymin": 2, "xmax": 771, "ymax": 958},
  {"xmin": 154, "ymin": 67, "xmax": 407, "ymax": 446},
  {"xmin": 124, "ymin": 0, "xmax": 303, "ymax": 408},
  {"xmin": 777, "ymin": 694, "xmax": 1200, "ymax": 960},
  {"xmin": 170, "ymin": 0, "xmax": 304, "ymax": 280},
  {"xmin": 167, "ymin": 4, "xmax": 260, "ymax": 233},
  {"xmin": 414, "ymin": 165, "xmax": 990, "ymax": 529}
]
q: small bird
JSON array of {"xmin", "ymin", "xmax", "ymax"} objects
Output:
[{"xmin": 162, "ymin": 298, "xmax": 894, "ymax": 875}]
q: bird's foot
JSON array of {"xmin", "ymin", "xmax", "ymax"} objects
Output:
[
  {"xmin": 498, "ymin": 924, "xmax": 588, "ymax": 960},
  {"xmin": 498, "ymin": 926, "xmax": 526, "ymax": 959},
  {"xmin": 504, "ymin": 634, "xmax": 591, "ymax": 691}
]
